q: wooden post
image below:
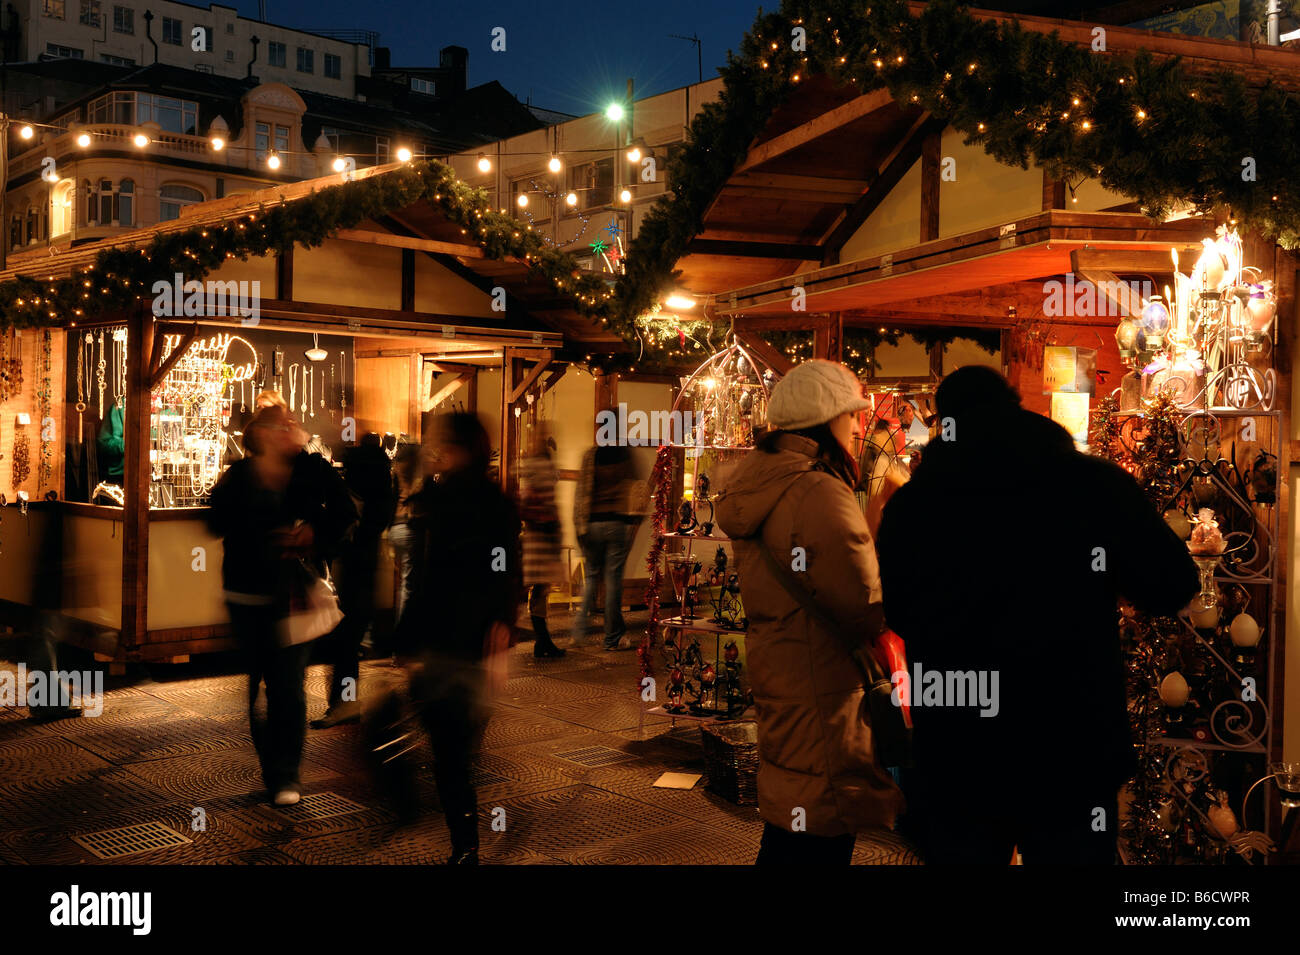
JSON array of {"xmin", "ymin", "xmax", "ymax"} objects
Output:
[
  {"xmin": 120, "ymin": 303, "xmax": 154, "ymax": 654},
  {"xmin": 400, "ymin": 248, "xmax": 415, "ymax": 312},
  {"xmin": 594, "ymin": 371, "xmax": 619, "ymax": 424},
  {"xmin": 920, "ymin": 130, "xmax": 942, "ymax": 242},
  {"xmin": 812, "ymin": 313, "xmax": 843, "ymax": 362},
  {"xmin": 275, "ymin": 246, "xmax": 293, "ymax": 301},
  {"xmin": 1042, "ymin": 169, "xmax": 1066, "ymax": 211},
  {"xmin": 499, "ymin": 350, "xmax": 525, "ymax": 491}
]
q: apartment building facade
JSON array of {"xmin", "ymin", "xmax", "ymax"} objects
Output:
[{"xmin": 13, "ymin": 0, "xmax": 373, "ymax": 98}]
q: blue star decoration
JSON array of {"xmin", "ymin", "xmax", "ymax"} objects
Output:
[{"xmin": 602, "ymin": 219, "xmax": 623, "ymax": 239}]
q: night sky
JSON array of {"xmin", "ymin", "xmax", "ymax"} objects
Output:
[{"xmin": 250, "ymin": 0, "xmax": 762, "ymax": 115}]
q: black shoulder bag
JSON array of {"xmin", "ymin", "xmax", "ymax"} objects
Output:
[{"xmin": 753, "ymin": 539, "xmax": 913, "ymax": 769}]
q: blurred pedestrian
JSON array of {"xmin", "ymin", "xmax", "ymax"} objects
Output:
[
  {"xmin": 207, "ymin": 405, "xmax": 357, "ymax": 806},
  {"xmin": 573, "ymin": 426, "xmax": 644, "ymax": 650},
  {"xmin": 314, "ymin": 433, "xmax": 393, "ymax": 728},
  {"xmin": 716, "ymin": 359, "xmax": 904, "ymax": 865},
  {"xmin": 388, "ymin": 441, "xmax": 423, "ymax": 627},
  {"xmin": 394, "ymin": 412, "xmax": 520, "ymax": 864},
  {"xmin": 519, "ymin": 428, "xmax": 566, "ymax": 658}
]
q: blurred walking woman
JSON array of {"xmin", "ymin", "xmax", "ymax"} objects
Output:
[
  {"xmin": 716, "ymin": 360, "xmax": 904, "ymax": 864},
  {"xmin": 396, "ymin": 412, "xmax": 521, "ymax": 864},
  {"xmin": 207, "ymin": 405, "xmax": 357, "ymax": 806}
]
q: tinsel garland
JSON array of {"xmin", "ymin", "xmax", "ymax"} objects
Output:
[
  {"xmin": 613, "ymin": 0, "xmax": 1300, "ymax": 364},
  {"xmin": 638, "ymin": 444, "xmax": 676, "ymax": 688}
]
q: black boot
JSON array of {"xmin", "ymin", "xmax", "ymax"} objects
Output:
[
  {"xmin": 446, "ymin": 812, "xmax": 480, "ymax": 864},
  {"xmin": 531, "ymin": 615, "xmax": 566, "ymax": 658}
]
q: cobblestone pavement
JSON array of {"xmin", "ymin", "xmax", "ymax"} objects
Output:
[{"xmin": 0, "ymin": 612, "xmax": 920, "ymax": 865}]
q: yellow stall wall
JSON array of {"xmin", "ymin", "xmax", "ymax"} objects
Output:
[{"xmin": 146, "ymin": 518, "xmax": 226, "ymax": 632}]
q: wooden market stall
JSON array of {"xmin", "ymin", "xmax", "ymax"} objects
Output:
[
  {"xmin": 0, "ymin": 163, "xmax": 621, "ymax": 667},
  {"xmin": 625, "ymin": 2, "xmax": 1300, "ymax": 858}
]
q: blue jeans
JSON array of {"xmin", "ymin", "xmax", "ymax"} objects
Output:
[
  {"xmin": 575, "ymin": 520, "xmax": 632, "ymax": 647},
  {"xmin": 388, "ymin": 523, "xmax": 417, "ymax": 624}
]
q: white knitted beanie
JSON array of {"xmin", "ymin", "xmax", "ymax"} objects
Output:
[{"xmin": 768, "ymin": 359, "xmax": 870, "ymax": 430}]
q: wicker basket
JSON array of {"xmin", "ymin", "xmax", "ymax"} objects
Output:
[{"xmin": 700, "ymin": 720, "xmax": 759, "ymax": 805}]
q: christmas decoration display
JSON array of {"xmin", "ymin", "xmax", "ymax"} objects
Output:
[
  {"xmin": 1093, "ymin": 362, "xmax": 1278, "ymax": 863},
  {"xmin": 640, "ymin": 339, "xmax": 776, "ymax": 718}
]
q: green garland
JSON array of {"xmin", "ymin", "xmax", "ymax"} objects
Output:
[
  {"xmin": 614, "ymin": 0, "xmax": 1300, "ymax": 363},
  {"xmin": 0, "ymin": 160, "xmax": 618, "ymax": 333}
]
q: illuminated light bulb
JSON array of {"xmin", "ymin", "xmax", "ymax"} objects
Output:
[
  {"xmin": 565, "ymin": 192, "xmax": 578, "ymax": 207},
  {"xmin": 267, "ymin": 152, "xmax": 281, "ymax": 169},
  {"xmin": 19, "ymin": 124, "xmax": 33, "ymax": 139},
  {"xmin": 619, "ymin": 188, "xmax": 632, "ymax": 204},
  {"xmin": 133, "ymin": 131, "xmax": 150, "ymax": 147},
  {"xmin": 210, "ymin": 136, "xmax": 224, "ymax": 150},
  {"xmin": 665, "ymin": 294, "xmax": 696, "ymax": 310},
  {"xmin": 76, "ymin": 132, "xmax": 91, "ymax": 148},
  {"xmin": 332, "ymin": 156, "xmax": 347, "ymax": 172},
  {"xmin": 548, "ymin": 155, "xmax": 562, "ymax": 173},
  {"xmin": 605, "ymin": 103, "xmax": 624, "ymax": 122},
  {"xmin": 396, "ymin": 147, "xmax": 412, "ymax": 162},
  {"xmin": 626, "ymin": 146, "xmax": 641, "ymax": 163},
  {"xmin": 477, "ymin": 154, "xmax": 491, "ymax": 173},
  {"xmin": 517, "ymin": 193, "xmax": 528, "ymax": 208},
  {"xmin": 1136, "ymin": 109, "xmax": 1146, "ymax": 120}
]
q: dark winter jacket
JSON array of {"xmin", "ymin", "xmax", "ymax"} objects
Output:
[
  {"xmin": 394, "ymin": 469, "xmax": 522, "ymax": 662},
  {"xmin": 206, "ymin": 450, "xmax": 358, "ymax": 599},
  {"xmin": 875, "ymin": 406, "xmax": 1199, "ymax": 795}
]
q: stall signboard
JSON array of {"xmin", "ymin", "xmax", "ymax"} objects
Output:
[{"xmin": 1043, "ymin": 346, "xmax": 1097, "ymax": 395}]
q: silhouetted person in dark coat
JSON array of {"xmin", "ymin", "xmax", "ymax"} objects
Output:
[{"xmin": 876, "ymin": 366, "xmax": 1198, "ymax": 864}]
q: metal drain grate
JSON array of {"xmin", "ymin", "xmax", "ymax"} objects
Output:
[
  {"xmin": 73, "ymin": 821, "xmax": 193, "ymax": 860},
  {"xmin": 554, "ymin": 745, "xmax": 638, "ymax": 768},
  {"xmin": 272, "ymin": 791, "xmax": 365, "ymax": 822}
]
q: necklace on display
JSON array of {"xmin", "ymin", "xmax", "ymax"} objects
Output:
[
  {"xmin": 288, "ymin": 362, "xmax": 299, "ymax": 412},
  {"xmin": 301, "ymin": 364, "xmax": 307, "ymax": 416},
  {"xmin": 339, "ymin": 351, "xmax": 346, "ymax": 413},
  {"xmin": 96, "ymin": 331, "xmax": 106, "ymax": 419},
  {"xmin": 74, "ymin": 333, "xmax": 85, "ymax": 441}
]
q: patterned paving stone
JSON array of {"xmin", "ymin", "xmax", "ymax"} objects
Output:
[
  {"xmin": 478, "ymin": 706, "xmax": 582, "ymax": 749},
  {"xmin": 516, "ymin": 694, "xmax": 666, "ymax": 733},
  {"xmin": 0, "ymin": 734, "xmax": 113, "ymax": 778},
  {"xmin": 63, "ymin": 715, "xmax": 248, "ymax": 764},
  {"xmin": 121, "ymin": 748, "xmax": 341, "ymax": 802},
  {"xmin": 853, "ymin": 829, "xmax": 924, "ymax": 865},
  {"xmin": 0, "ymin": 766, "xmax": 177, "ymax": 827},
  {"xmin": 489, "ymin": 784, "xmax": 688, "ymax": 856},
  {"xmin": 565, "ymin": 821, "xmax": 758, "ymax": 865}
]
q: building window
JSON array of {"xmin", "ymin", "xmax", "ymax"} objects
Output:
[
  {"xmin": 9, "ymin": 216, "xmax": 21, "ymax": 249},
  {"xmin": 79, "ymin": 0, "xmax": 101, "ymax": 27},
  {"xmin": 324, "ymin": 53, "xmax": 341, "ymax": 79},
  {"xmin": 224, "ymin": 50, "xmax": 234, "ymax": 63},
  {"xmin": 112, "ymin": 5, "xmax": 132, "ymax": 33},
  {"xmin": 162, "ymin": 16, "xmax": 182, "ymax": 45},
  {"xmin": 296, "ymin": 47, "xmax": 313, "ymax": 73},
  {"xmin": 46, "ymin": 43, "xmax": 84, "ymax": 59},
  {"xmin": 43, "ymin": 0, "xmax": 65, "ymax": 19},
  {"xmin": 98, "ymin": 53, "xmax": 135, "ymax": 66},
  {"xmin": 118, "ymin": 179, "xmax": 133, "ymax": 226},
  {"xmin": 375, "ymin": 136, "xmax": 389, "ymax": 163},
  {"xmin": 568, "ymin": 158, "xmax": 613, "ymax": 209},
  {"xmin": 410, "ymin": 77, "xmax": 435, "ymax": 95},
  {"xmin": 159, "ymin": 184, "xmax": 203, "ymax": 222},
  {"xmin": 225, "ymin": 22, "xmax": 234, "ymax": 34},
  {"xmin": 87, "ymin": 92, "xmax": 197, "ymax": 134},
  {"xmin": 254, "ymin": 122, "xmax": 290, "ymax": 159},
  {"xmin": 267, "ymin": 41, "xmax": 286, "ymax": 67}
]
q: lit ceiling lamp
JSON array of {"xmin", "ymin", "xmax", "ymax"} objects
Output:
[
  {"xmin": 305, "ymin": 332, "xmax": 328, "ymax": 362},
  {"xmin": 665, "ymin": 293, "xmax": 697, "ymax": 310},
  {"xmin": 477, "ymin": 154, "xmax": 491, "ymax": 173},
  {"xmin": 19, "ymin": 124, "xmax": 33, "ymax": 139}
]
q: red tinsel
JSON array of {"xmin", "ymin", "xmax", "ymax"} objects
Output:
[{"xmin": 639, "ymin": 444, "xmax": 676, "ymax": 688}]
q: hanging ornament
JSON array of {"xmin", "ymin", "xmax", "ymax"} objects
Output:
[{"xmin": 305, "ymin": 333, "xmax": 328, "ymax": 362}]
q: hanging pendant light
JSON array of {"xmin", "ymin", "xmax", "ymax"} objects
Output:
[{"xmin": 305, "ymin": 333, "xmax": 328, "ymax": 362}]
